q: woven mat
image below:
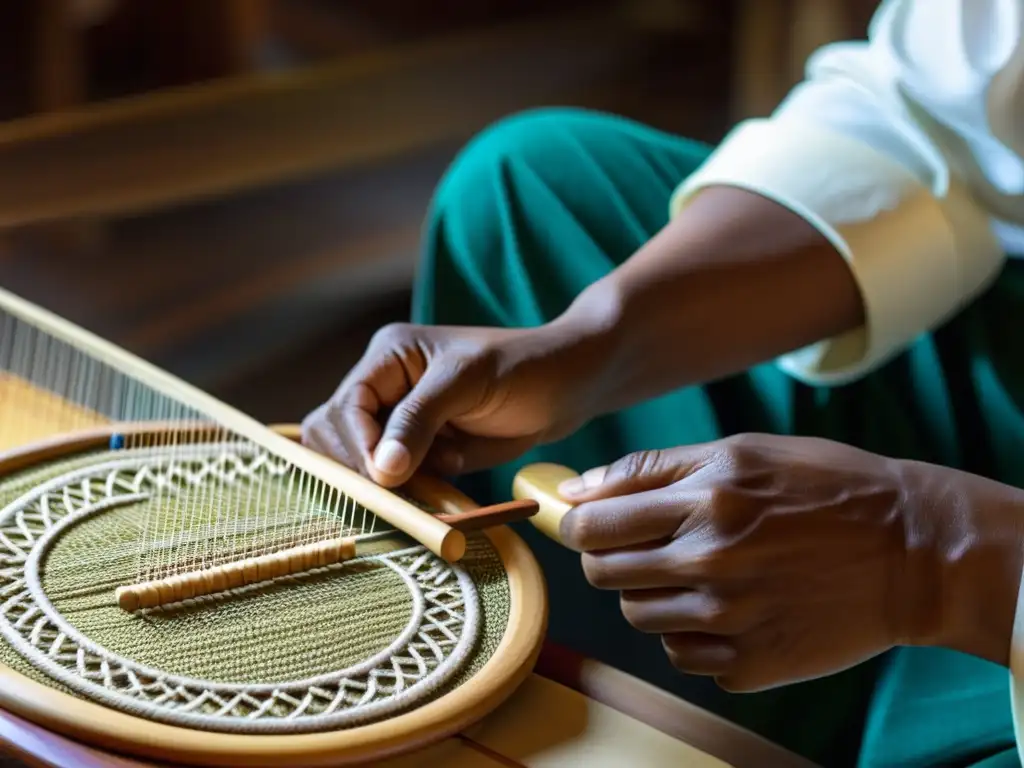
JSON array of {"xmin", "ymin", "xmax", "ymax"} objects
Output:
[{"xmin": 0, "ymin": 449, "xmax": 511, "ymax": 717}]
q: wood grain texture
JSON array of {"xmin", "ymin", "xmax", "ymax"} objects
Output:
[
  {"xmin": 437, "ymin": 500, "xmax": 539, "ymax": 532},
  {"xmin": 0, "ymin": 3, "xmax": 732, "ymax": 409},
  {"xmin": 535, "ymin": 644, "xmax": 819, "ymax": 768}
]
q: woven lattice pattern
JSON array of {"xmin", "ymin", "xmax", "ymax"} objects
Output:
[{"xmin": 0, "ymin": 447, "xmax": 511, "ymax": 734}]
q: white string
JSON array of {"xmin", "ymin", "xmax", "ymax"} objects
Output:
[{"xmin": 0, "ymin": 305, "xmax": 380, "ymax": 586}]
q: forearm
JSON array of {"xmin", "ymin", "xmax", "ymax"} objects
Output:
[{"xmin": 552, "ymin": 186, "xmax": 865, "ymax": 417}]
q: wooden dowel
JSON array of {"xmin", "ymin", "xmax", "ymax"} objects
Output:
[
  {"xmin": 115, "ymin": 536, "xmax": 357, "ymax": 612},
  {"xmin": 0, "ymin": 286, "xmax": 466, "ymax": 564},
  {"xmin": 436, "ymin": 499, "xmax": 539, "ymax": 532},
  {"xmin": 113, "ymin": 499, "xmax": 536, "ymax": 612}
]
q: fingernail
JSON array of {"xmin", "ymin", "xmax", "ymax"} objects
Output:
[
  {"xmin": 558, "ymin": 477, "xmax": 584, "ymax": 496},
  {"xmin": 582, "ymin": 466, "xmax": 608, "ymax": 488},
  {"xmin": 560, "ymin": 466, "xmax": 608, "ymax": 496},
  {"xmin": 374, "ymin": 439, "xmax": 411, "ymax": 476}
]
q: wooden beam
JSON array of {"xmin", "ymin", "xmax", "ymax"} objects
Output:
[
  {"xmin": 731, "ymin": 0, "xmax": 860, "ymax": 122},
  {"xmin": 731, "ymin": 0, "xmax": 789, "ymax": 120},
  {"xmin": 31, "ymin": 0, "xmax": 87, "ymax": 113},
  {"xmin": 787, "ymin": 0, "xmax": 849, "ymax": 84},
  {"xmin": 0, "ymin": 6, "xmax": 660, "ymax": 230}
]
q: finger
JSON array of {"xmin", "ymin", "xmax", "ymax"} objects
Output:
[
  {"xmin": 301, "ymin": 422, "xmax": 332, "ymax": 459},
  {"xmin": 619, "ymin": 589, "xmax": 754, "ymax": 635},
  {"xmin": 558, "ymin": 446, "xmax": 713, "ymax": 502},
  {"xmin": 301, "ymin": 416, "xmax": 336, "ymax": 459},
  {"xmin": 561, "ymin": 486, "xmax": 705, "ymax": 552},
  {"xmin": 338, "ymin": 343, "xmax": 420, "ymax": 414},
  {"xmin": 582, "ymin": 520, "xmax": 747, "ymax": 589},
  {"xmin": 301, "ymin": 412, "xmax": 372, "ymax": 479},
  {"xmin": 424, "ymin": 433, "xmax": 539, "ymax": 477},
  {"xmin": 581, "ymin": 544, "xmax": 683, "ymax": 591},
  {"xmin": 301, "ymin": 405, "xmax": 356, "ymax": 465},
  {"xmin": 662, "ymin": 633, "xmax": 737, "ymax": 677},
  {"xmin": 374, "ymin": 364, "xmax": 483, "ymax": 485},
  {"xmin": 303, "ymin": 347, "xmax": 414, "ymax": 475},
  {"xmin": 325, "ymin": 386, "xmax": 384, "ymax": 472},
  {"xmin": 301, "ymin": 382, "xmax": 384, "ymax": 479}
]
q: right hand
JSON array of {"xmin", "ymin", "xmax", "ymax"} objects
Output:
[{"xmin": 301, "ymin": 321, "xmax": 597, "ymax": 486}]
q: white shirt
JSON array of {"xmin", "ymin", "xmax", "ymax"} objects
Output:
[{"xmin": 671, "ymin": 0, "xmax": 1024, "ymax": 760}]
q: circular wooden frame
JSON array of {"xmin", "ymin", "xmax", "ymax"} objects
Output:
[{"xmin": 0, "ymin": 424, "xmax": 548, "ymax": 767}]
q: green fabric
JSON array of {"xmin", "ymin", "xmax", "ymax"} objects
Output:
[
  {"xmin": 0, "ymin": 449, "xmax": 511, "ymax": 723},
  {"xmin": 413, "ymin": 107, "xmax": 1023, "ymax": 767}
]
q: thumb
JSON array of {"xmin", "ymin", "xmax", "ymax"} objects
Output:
[
  {"xmin": 371, "ymin": 364, "xmax": 481, "ymax": 484},
  {"xmin": 558, "ymin": 448, "xmax": 702, "ymax": 501}
]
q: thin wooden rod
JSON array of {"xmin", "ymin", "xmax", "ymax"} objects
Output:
[
  {"xmin": 437, "ymin": 499, "xmax": 538, "ymax": 532},
  {"xmin": 0, "ymin": 286, "xmax": 465, "ymax": 563},
  {"xmin": 115, "ymin": 537, "xmax": 357, "ymax": 612},
  {"xmin": 114, "ymin": 500, "xmax": 537, "ymax": 612}
]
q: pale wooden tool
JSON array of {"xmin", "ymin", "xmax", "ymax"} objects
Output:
[{"xmin": 512, "ymin": 463, "xmax": 581, "ymax": 545}]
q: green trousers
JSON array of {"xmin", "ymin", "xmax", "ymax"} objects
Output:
[{"xmin": 412, "ymin": 108, "xmax": 1023, "ymax": 767}]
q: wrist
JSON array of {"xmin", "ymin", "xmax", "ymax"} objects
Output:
[
  {"xmin": 543, "ymin": 278, "xmax": 629, "ymax": 419},
  {"xmin": 897, "ymin": 459, "xmax": 1024, "ymax": 666}
]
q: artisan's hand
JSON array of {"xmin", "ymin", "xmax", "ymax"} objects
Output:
[
  {"xmin": 558, "ymin": 434, "xmax": 1024, "ymax": 692},
  {"xmin": 303, "ymin": 184, "xmax": 867, "ymax": 488},
  {"xmin": 302, "ymin": 321, "xmax": 603, "ymax": 486}
]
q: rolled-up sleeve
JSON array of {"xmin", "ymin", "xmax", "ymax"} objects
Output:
[{"xmin": 669, "ymin": 0, "xmax": 1021, "ymax": 386}]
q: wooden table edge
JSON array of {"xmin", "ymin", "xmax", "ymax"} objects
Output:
[
  {"xmin": 0, "ymin": 642, "xmax": 819, "ymax": 768},
  {"xmin": 534, "ymin": 643, "xmax": 820, "ymax": 768}
]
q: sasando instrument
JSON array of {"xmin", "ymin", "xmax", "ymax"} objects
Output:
[{"xmin": 0, "ymin": 288, "xmax": 814, "ymax": 767}]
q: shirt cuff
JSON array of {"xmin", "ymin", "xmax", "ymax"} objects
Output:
[{"xmin": 668, "ymin": 119, "xmax": 1003, "ymax": 386}]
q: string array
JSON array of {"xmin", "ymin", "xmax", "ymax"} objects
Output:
[{"xmin": 0, "ymin": 303, "xmax": 380, "ymax": 589}]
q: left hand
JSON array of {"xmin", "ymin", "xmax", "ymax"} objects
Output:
[{"xmin": 556, "ymin": 434, "xmax": 1022, "ymax": 692}]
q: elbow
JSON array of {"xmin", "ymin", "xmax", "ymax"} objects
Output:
[
  {"xmin": 672, "ymin": 119, "xmax": 1005, "ymax": 386},
  {"xmin": 778, "ymin": 176, "xmax": 1005, "ymax": 387}
]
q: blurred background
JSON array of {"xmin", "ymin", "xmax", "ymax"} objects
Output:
[{"xmin": 0, "ymin": 0, "xmax": 875, "ymax": 423}]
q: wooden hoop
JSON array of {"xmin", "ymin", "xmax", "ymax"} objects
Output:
[{"xmin": 0, "ymin": 424, "xmax": 548, "ymax": 767}]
